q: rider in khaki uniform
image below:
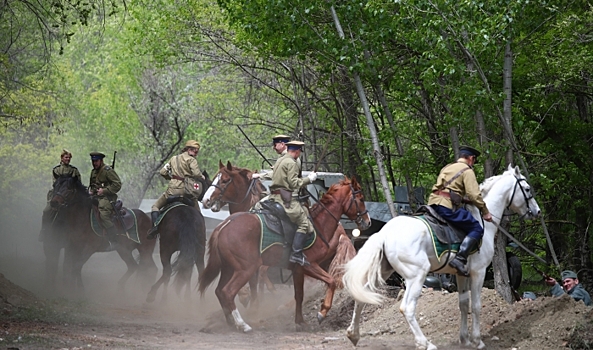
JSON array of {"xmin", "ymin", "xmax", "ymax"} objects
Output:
[
  {"xmin": 39, "ymin": 149, "xmax": 82, "ymax": 242},
  {"xmin": 254, "ymin": 135, "xmax": 291, "ymax": 181},
  {"xmin": 269, "ymin": 141, "xmax": 317, "ymax": 266},
  {"xmin": 88, "ymin": 152, "xmax": 122, "ymax": 241},
  {"xmin": 147, "ymin": 140, "xmax": 205, "ymax": 239},
  {"xmin": 427, "ymin": 146, "xmax": 492, "ymax": 276}
]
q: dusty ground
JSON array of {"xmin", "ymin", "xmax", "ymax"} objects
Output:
[{"xmin": 1, "ymin": 261, "xmax": 593, "ymax": 350}]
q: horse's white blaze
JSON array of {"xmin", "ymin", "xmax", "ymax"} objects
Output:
[
  {"xmin": 201, "ymin": 173, "xmax": 220, "ymax": 208},
  {"xmin": 343, "ymin": 165, "xmax": 541, "ymax": 349}
]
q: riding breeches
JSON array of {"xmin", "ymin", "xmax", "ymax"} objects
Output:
[
  {"xmin": 431, "ymin": 204, "xmax": 483, "ymax": 240},
  {"xmin": 152, "ymin": 188, "xmax": 200, "ymax": 212},
  {"xmin": 97, "ymin": 197, "xmax": 115, "ymax": 228},
  {"xmin": 270, "ymin": 194, "xmax": 313, "ymax": 234}
]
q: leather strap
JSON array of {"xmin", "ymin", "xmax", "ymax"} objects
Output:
[
  {"xmin": 171, "ymin": 175, "xmax": 184, "ymax": 181},
  {"xmin": 433, "ymin": 190, "xmax": 451, "ymax": 198}
]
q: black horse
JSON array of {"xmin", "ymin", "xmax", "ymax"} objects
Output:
[
  {"xmin": 48, "ymin": 175, "xmax": 158, "ymax": 296},
  {"xmin": 145, "ymin": 171, "xmax": 211, "ymax": 303}
]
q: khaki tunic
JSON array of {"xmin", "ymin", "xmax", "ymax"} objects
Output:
[
  {"xmin": 44, "ymin": 163, "xmax": 82, "ymax": 213},
  {"xmin": 89, "ymin": 164, "xmax": 122, "ymax": 228},
  {"xmin": 152, "ymin": 151, "xmax": 205, "ymax": 211},
  {"xmin": 427, "ymin": 158, "xmax": 489, "ymax": 215},
  {"xmin": 269, "ymin": 153, "xmax": 312, "ymax": 233}
]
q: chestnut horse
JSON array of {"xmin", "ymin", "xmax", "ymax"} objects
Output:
[
  {"xmin": 198, "ymin": 174, "xmax": 371, "ymax": 332},
  {"xmin": 201, "ymin": 161, "xmax": 274, "ymax": 298},
  {"xmin": 145, "ymin": 172, "xmax": 211, "ymax": 303},
  {"xmin": 50, "ymin": 175, "xmax": 157, "ymax": 296}
]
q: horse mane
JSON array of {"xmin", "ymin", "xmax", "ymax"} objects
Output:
[
  {"xmin": 480, "ymin": 166, "xmax": 521, "ymax": 197},
  {"xmin": 221, "ymin": 164, "xmax": 265, "ymax": 199},
  {"xmin": 311, "ymin": 178, "xmax": 353, "ymax": 214}
]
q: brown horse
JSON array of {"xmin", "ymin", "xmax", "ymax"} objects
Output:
[
  {"xmin": 201, "ymin": 161, "xmax": 273, "ymax": 300},
  {"xmin": 50, "ymin": 175, "xmax": 157, "ymax": 296},
  {"xmin": 198, "ymin": 173, "xmax": 371, "ymax": 332},
  {"xmin": 146, "ymin": 172, "xmax": 212, "ymax": 303}
]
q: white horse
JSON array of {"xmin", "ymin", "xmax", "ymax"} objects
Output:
[{"xmin": 343, "ymin": 165, "xmax": 541, "ymax": 349}]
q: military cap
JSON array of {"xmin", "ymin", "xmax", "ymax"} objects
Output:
[
  {"xmin": 522, "ymin": 291, "xmax": 537, "ymax": 300},
  {"xmin": 185, "ymin": 140, "xmax": 201, "ymax": 150},
  {"xmin": 459, "ymin": 145, "xmax": 481, "ymax": 157},
  {"xmin": 286, "ymin": 140, "xmax": 305, "ymax": 150},
  {"xmin": 272, "ymin": 134, "xmax": 291, "ymax": 144},
  {"xmin": 561, "ymin": 270, "xmax": 578, "ymax": 280},
  {"xmin": 90, "ymin": 151, "xmax": 106, "ymax": 160}
]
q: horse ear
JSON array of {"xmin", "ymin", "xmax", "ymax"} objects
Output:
[
  {"xmin": 219, "ymin": 160, "xmax": 224, "ymax": 169},
  {"xmin": 226, "ymin": 161, "xmax": 233, "ymax": 171},
  {"xmin": 514, "ymin": 165, "xmax": 521, "ymax": 176},
  {"xmin": 507, "ymin": 164, "xmax": 514, "ymax": 172}
]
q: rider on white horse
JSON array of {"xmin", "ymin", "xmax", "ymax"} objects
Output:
[{"xmin": 427, "ymin": 145, "xmax": 493, "ymax": 276}]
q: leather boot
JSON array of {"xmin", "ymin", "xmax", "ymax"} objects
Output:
[
  {"xmin": 289, "ymin": 232, "xmax": 310, "ymax": 266},
  {"xmin": 146, "ymin": 211, "xmax": 160, "ymax": 240},
  {"xmin": 449, "ymin": 236, "xmax": 479, "ymax": 276}
]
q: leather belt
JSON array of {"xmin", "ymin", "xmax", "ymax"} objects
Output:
[
  {"xmin": 433, "ymin": 190, "xmax": 451, "ymax": 198},
  {"xmin": 172, "ymin": 175, "xmax": 185, "ymax": 181},
  {"xmin": 271, "ymin": 190, "xmax": 283, "ymax": 195}
]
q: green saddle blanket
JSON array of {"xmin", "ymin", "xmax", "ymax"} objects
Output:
[
  {"xmin": 413, "ymin": 215, "xmax": 480, "ymax": 261},
  {"xmin": 90, "ymin": 208, "xmax": 140, "ymax": 243},
  {"xmin": 255, "ymin": 213, "xmax": 315, "ymax": 253},
  {"xmin": 155, "ymin": 202, "xmax": 188, "ymax": 226}
]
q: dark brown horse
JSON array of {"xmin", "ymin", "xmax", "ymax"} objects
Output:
[
  {"xmin": 146, "ymin": 172, "xmax": 211, "ymax": 303},
  {"xmin": 198, "ymin": 173, "xmax": 371, "ymax": 332},
  {"xmin": 49, "ymin": 175, "xmax": 157, "ymax": 296}
]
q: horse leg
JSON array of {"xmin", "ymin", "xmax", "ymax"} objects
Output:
[
  {"xmin": 297, "ymin": 263, "xmax": 336, "ymax": 325},
  {"xmin": 146, "ymin": 252, "xmax": 172, "ymax": 303},
  {"xmin": 247, "ymin": 272, "xmax": 259, "ymax": 312},
  {"xmin": 456, "ymin": 275, "xmax": 471, "ymax": 346},
  {"xmin": 115, "ymin": 247, "xmax": 139, "ymax": 294},
  {"xmin": 259, "ymin": 266, "xmax": 276, "ymax": 294},
  {"xmin": 469, "ymin": 272, "xmax": 486, "ymax": 349},
  {"xmin": 346, "ymin": 300, "xmax": 365, "ymax": 346},
  {"xmin": 43, "ymin": 240, "xmax": 61, "ymax": 290},
  {"xmin": 400, "ymin": 275, "xmax": 436, "ymax": 350},
  {"xmin": 215, "ymin": 267, "xmax": 236, "ymax": 327},
  {"xmin": 292, "ymin": 267, "xmax": 307, "ymax": 330},
  {"xmin": 219, "ymin": 267, "xmax": 259, "ymax": 333}
]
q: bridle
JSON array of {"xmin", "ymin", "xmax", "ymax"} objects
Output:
[
  {"xmin": 312, "ymin": 183, "xmax": 368, "ymax": 226},
  {"xmin": 51, "ymin": 178, "xmax": 85, "ymax": 209},
  {"xmin": 506, "ymin": 176, "xmax": 535, "ymax": 220},
  {"xmin": 210, "ymin": 171, "xmax": 258, "ymax": 206}
]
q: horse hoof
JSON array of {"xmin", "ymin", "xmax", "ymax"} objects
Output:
[
  {"xmin": 242, "ymin": 325, "xmax": 253, "ymax": 333},
  {"xmin": 346, "ymin": 331, "xmax": 359, "ymax": 346},
  {"xmin": 476, "ymin": 340, "xmax": 485, "ymax": 349},
  {"xmin": 317, "ymin": 312, "xmax": 325, "ymax": 324},
  {"xmin": 146, "ymin": 293, "xmax": 155, "ymax": 303},
  {"xmin": 295, "ymin": 323, "xmax": 309, "ymax": 332}
]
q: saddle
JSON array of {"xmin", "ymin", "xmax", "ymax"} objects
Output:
[
  {"xmin": 414, "ymin": 205, "xmax": 466, "ymax": 244},
  {"xmin": 165, "ymin": 195, "xmax": 195, "ymax": 207},
  {"xmin": 91, "ymin": 199, "xmax": 135, "ymax": 233},
  {"xmin": 251, "ymin": 200, "xmax": 297, "ymax": 243}
]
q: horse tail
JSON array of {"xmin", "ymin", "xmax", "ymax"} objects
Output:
[
  {"xmin": 198, "ymin": 224, "xmax": 223, "ymax": 296},
  {"xmin": 342, "ymin": 231, "xmax": 387, "ymax": 305},
  {"xmin": 328, "ymin": 229, "xmax": 357, "ymax": 289},
  {"xmin": 172, "ymin": 210, "xmax": 206, "ymax": 289}
]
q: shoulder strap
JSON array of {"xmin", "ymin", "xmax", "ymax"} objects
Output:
[{"xmin": 443, "ymin": 165, "xmax": 471, "ymax": 188}]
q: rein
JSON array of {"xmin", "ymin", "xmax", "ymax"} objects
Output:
[
  {"xmin": 506, "ymin": 176, "xmax": 534, "ymax": 220},
  {"xmin": 211, "ymin": 174, "xmax": 259, "ymax": 206}
]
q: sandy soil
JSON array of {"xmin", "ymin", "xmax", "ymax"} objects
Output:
[{"xmin": 1, "ymin": 257, "xmax": 593, "ymax": 350}]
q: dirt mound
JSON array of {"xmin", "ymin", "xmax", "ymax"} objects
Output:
[
  {"xmin": 307, "ymin": 283, "xmax": 593, "ymax": 349},
  {"xmin": 0, "ymin": 273, "xmax": 40, "ymax": 312}
]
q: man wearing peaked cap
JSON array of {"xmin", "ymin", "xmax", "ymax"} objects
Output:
[
  {"xmin": 427, "ymin": 145, "xmax": 492, "ymax": 277},
  {"xmin": 39, "ymin": 149, "xmax": 82, "ymax": 242},
  {"xmin": 269, "ymin": 139, "xmax": 317, "ymax": 266},
  {"xmin": 252, "ymin": 134, "xmax": 293, "ymax": 182},
  {"xmin": 88, "ymin": 151, "xmax": 122, "ymax": 243},
  {"xmin": 147, "ymin": 139, "xmax": 206, "ymax": 239},
  {"xmin": 545, "ymin": 270, "xmax": 591, "ymax": 306}
]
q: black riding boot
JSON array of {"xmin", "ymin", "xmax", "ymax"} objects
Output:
[
  {"xmin": 449, "ymin": 236, "xmax": 479, "ymax": 277},
  {"xmin": 289, "ymin": 232, "xmax": 310, "ymax": 266},
  {"xmin": 147, "ymin": 211, "xmax": 160, "ymax": 240}
]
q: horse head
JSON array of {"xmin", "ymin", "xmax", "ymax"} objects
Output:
[
  {"xmin": 50, "ymin": 175, "xmax": 88, "ymax": 208},
  {"xmin": 480, "ymin": 164, "xmax": 541, "ymax": 221},
  {"xmin": 502, "ymin": 164, "xmax": 541, "ymax": 219},
  {"xmin": 203, "ymin": 160, "xmax": 260, "ymax": 212},
  {"xmin": 315, "ymin": 176, "xmax": 372, "ymax": 231}
]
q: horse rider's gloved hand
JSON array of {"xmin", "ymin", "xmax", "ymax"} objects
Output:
[
  {"xmin": 307, "ymin": 172, "xmax": 317, "ymax": 182},
  {"xmin": 251, "ymin": 173, "xmax": 261, "ymax": 179}
]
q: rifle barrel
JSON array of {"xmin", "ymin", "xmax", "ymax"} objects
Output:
[{"xmin": 237, "ymin": 125, "xmax": 273, "ymax": 167}]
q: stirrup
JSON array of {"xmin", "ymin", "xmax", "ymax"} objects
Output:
[
  {"xmin": 449, "ymin": 259, "xmax": 469, "ymax": 277},
  {"xmin": 146, "ymin": 226, "xmax": 159, "ymax": 240},
  {"xmin": 289, "ymin": 253, "xmax": 310, "ymax": 266}
]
